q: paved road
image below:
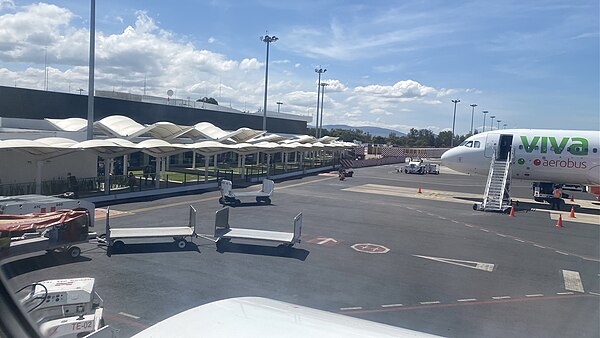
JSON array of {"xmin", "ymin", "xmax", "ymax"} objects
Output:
[{"xmin": 3, "ymin": 165, "xmax": 599, "ymax": 337}]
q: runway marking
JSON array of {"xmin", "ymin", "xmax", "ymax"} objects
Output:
[
  {"xmin": 480, "ymin": 228, "xmax": 490, "ymax": 232},
  {"xmin": 534, "ymin": 244, "xmax": 546, "ymax": 248},
  {"xmin": 492, "ymin": 296, "xmax": 511, "ymax": 300},
  {"xmin": 413, "ymin": 254, "xmax": 495, "ymax": 272},
  {"xmin": 307, "ymin": 237, "xmax": 340, "ymax": 246},
  {"xmin": 514, "ymin": 238, "xmax": 525, "ymax": 243},
  {"xmin": 589, "ymin": 292, "xmax": 600, "ymax": 296},
  {"xmin": 464, "ymin": 224, "xmax": 474, "ymax": 228},
  {"xmin": 496, "ymin": 233, "xmax": 506, "ymax": 237},
  {"xmin": 381, "ymin": 303, "xmax": 403, "ymax": 308},
  {"xmin": 351, "ymin": 243, "xmax": 390, "ymax": 254},
  {"xmin": 118, "ymin": 312, "xmax": 140, "ymax": 319},
  {"xmin": 555, "ymin": 251, "xmax": 569, "ymax": 256},
  {"xmin": 340, "ymin": 306, "xmax": 362, "ymax": 310},
  {"xmin": 562, "ymin": 270, "xmax": 585, "ymax": 293},
  {"xmin": 338, "ymin": 294, "xmax": 592, "ymax": 315},
  {"xmin": 557, "ymin": 292, "xmax": 574, "ymax": 295},
  {"xmin": 438, "ymin": 216, "xmax": 447, "ymax": 220},
  {"xmin": 526, "ymin": 294, "xmax": 544, "ymax": 297},
  {"xmin": 451, "ymin": 220, "xmax": 460, "ymax": 224}
]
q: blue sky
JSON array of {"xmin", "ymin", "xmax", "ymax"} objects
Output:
[{"xmin": 0, "ymin": 0, "xmax": 598, "ymax": 133}]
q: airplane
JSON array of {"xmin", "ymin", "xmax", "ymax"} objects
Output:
[{"xmin": 441, "ymin": 129, "xmax": 600, "ymax": 202}]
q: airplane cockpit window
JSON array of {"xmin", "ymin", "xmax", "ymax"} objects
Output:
[
  {"xmin": 459, "ymin": 140, "xmax": 468, "ymax": 146},
  {"xmin": 473, "ymin": 141, "xmax": 481, "ymax": 148},
  {"xmin": 464, "ymin": 141, "xmax": 473, "ymax": 148}
]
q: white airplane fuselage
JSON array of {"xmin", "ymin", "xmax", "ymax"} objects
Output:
[{"xmin": 441, "ymin": 129, "xmax": 600, "ymax": 185}]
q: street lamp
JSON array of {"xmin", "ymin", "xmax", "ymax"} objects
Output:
[
  {"xmin": 319, "ymin": 83, "xmax": 329, "ymax": 137},
  {"xmin": 490, "ymin": 115, "xmax": 496, "ymax": 131},
  {"xmin": 276, "ymin": 101, "xmax": 283, "ymax": 113},
  {"xmin": 87, "ymin": 0, "xmax": 96, "ymax": 140},
  {"xmin": 469, "ymin": 104, "xmax": 477, "ymax": 135},
  {"xmin": 482, "ymin": 110, "xmax": 489, "ymax": 132},
  {"xmin": 314, "ymin": 67, "xmax": 327, "ymax": 137},
  {"xmin": 496, "ymin": 119, "xmax": 501, "ymax": 130},
  {"xmin": 260, "ymin": 33, "xmax": 278, "ymax": 132},
  {"xmin": 451, "ymin": 99, "xmax": 460, "ymax": 147},
  {"xmin": 503, "ymin": 123, "xmax": 507, "ymax": 129}
]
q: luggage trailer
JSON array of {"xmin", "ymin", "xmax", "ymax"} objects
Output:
[
  {"xmin": 100, "ymin": 206, "xmax": 197, "ymax": 254},
  {"xmin": 219, "ymin": 179, "xmax": 274, "ymax": 205},
  {"xmin": 211, "ymin": 207, "xmax": 302, "ymax": 249}
]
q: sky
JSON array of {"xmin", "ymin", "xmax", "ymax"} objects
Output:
[{"xmin": 0, "ymin": 0, "xmax": 598, "ymax": 134}]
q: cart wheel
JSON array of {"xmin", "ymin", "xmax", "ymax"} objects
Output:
[
  {"xmin": 113, "ymin": 240, "xmax": 125, "ymax": 250},
  {"xmin": 67, "ymin": 246, "xmax": 81, "ymax": 259},
  {"xmin": 264, "ymin": 197, "xmax": 271, "ymax": 205},
  {"xmin": 176, "ymin": 239, "xmax": 187, "ymax": 249},
  {"xmin": 218, "ymin": 197, "xmax": 225, "ymax": 205},
  {"xmin": 473, "ymin": 203, "xmax": 478, "ymax": 211},
  {"xmin": 233, "ymin": 199, "xmax": 241, "ymax": 206}
]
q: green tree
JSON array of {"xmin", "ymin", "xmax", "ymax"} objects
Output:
[{"xmin": 196, "ymin": 97, "xmax": 219, "ymax": 105}]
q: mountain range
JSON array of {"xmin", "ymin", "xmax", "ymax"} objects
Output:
[{"xmin": 321, "ymin": 124, "xmax": 405, "ymax": 137}]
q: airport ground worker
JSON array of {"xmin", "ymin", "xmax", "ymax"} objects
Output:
[{"xmin": 551, "ymin": 186, "xmax": 562, "ymax": 210}]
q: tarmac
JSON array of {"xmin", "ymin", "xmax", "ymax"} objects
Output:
[{"xmin": 2, "ymin": 164, "xmax": 599, "ymax": 337}]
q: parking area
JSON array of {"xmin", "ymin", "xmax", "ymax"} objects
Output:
[{"xmin": 2, "ymin": 165, "xmax": 599, "ymax": 337}]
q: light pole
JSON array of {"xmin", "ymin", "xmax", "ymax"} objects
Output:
[
  {"xmin": 482, "ymin": 110, "xmax": 489, "ymax": 132},
  {"xmin": 490, "ymin": 115, "xmax": 496, "ymax": 131},
  {"xmin": 469, "ymin": 103, "xmax": 477, "ymax": 135},
  {"xmin": 503, "ymin": 123, "xmax": 507, "ymax": 129},
  {"xmin": 451, "ymin": 99, "xmax": 460, "ymax": 147},
  {"xmin": 314, "ymin": 67, "xmax": 326, "ymax": 137},
  {"xmin": 276, "ymin": 101, "xmax": 283, "ymax": 113},
  {"xmin": 260, "ymin": 34, "xmax": 278, "ymax": 132},
  {"xmin": 86, "ymin": 0, "xmax": 96, "ymax": 140},
  {"xmin": 497, "ymin": 120, "xmax": 501, "ymax": 130},
  {"xmin": 319, "ymin": 83, "xmax": 329, "ymax": 137}
]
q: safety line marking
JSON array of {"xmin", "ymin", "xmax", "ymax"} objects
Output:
[
  {"xmin": 118, "ymin": 312, "xmax": 140, "ymax": 319},
  {"xmin": 589, "ymin": 292, "xmax": 600, "ymax": 296},
  {"xmin": 480, "ymin": 228, "xmax": 490, "ymax": 232},
  {"xmin": 496, "ymin": 233, "xmax": 506, "ymax": 237},
  {"xmin": 464, "ymin": 224, "xmax": 474, "ymax": 228},
  {"xmin": 534, "ymin": 244, "xmax": 546, "ymax": 248},
  {"xmin": 557, "ymin": 292, "xmax": 574, "ymax": 295},
  {"xmin": 420, "ymin": 301, "xmax": 441, "ymax": 305},
  {"xmin": 525, "ymin": 294, "xmax": 544, "ymax": 297},
  {"xmin": 381, "ymin": 303, "xmax": 404, "ymax": 308},
  {"xmin": 514, "ymin": 238, "xmax": 525, "ymax": 243},
  {"xmin": 457, "ymin": 298, "xmax": 477, "ymax": 302},
  {"xmin": 492, "ymin": 296, "xmax": 511, "ymax": 300},
  {"xmin": 340, "ymin": 307, "xmax": 363, "ymax": 311},
  {"xmin": 555, "ymin": 251, "xmax": 569, "ymax": 256}
]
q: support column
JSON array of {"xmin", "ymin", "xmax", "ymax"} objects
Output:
[
  {"xmin": 284, "ymin": 152, "xmax": 288, "ymax": 172},
  {"xmin": 192, "ymin": 150, "xmax": 196, "ymax": 169},
  {"xmin": 105, "ymin": 158, "xmax": 111, "ymax": 195},
  {"xmin": 204, "ymin": 155, "xmax": 209, "ymax": 183},
  {"xmin": 155, "ymin": 157, "xmax": 160, "ymax": 189},
  {"xmin": 237, "ymin": 153, "xmax": 242, "ymax": 168},
  {"xmin": 35, "ymin": 160, "xmax": 43, "ymax": 194},
  {"xmin": 266, "ymin": 153, "xmax": 271, "ymax": 177},
  {"xmin": 123, "ymin": 154, "xmax": 128, "ymax": 175},
  {"xmin": 241, "ymin": 154, "xmax": 246, "ymax": 179},
  {"xmin": 166, "ymin": 155, "xmax": 170, "ymax": 171},
  {"xmin": 256, "ymin": 152, "xmax": 260, "ymax": 165}
]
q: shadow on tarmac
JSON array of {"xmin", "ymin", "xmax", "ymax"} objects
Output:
[
  {"xmin": 221, "ymin": 202, "xmax": 276, "ymax": 208},
  {"xmin": 1, "ymin": 253, "xmax": 92, "ymax": 279},
  {"xmin": 215, "ymin": 241, "xmax": 309, "ymax": 261},
  {"xmin": 106, "ymin": 241, "xmax": 200, "ymax": 257}
]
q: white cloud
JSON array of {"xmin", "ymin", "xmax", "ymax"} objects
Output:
[
  {"xmin": 207, "ymin": 36, "xmax": 216, "ymax": 44},
  {"xmin": 0, "ymin": 0, "xmax": 14, "ymax": 10},
  {"xmin": 354, "ymin": 80, "xmax": 438, "ymax": 101},
  {"xmin": 239, "ymin": 58, "xmax": 262, "ymax": 71}
]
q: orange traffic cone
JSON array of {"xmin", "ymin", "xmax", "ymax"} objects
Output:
[
  {"xmin": 570, "ymin": 195, "xmax": 574, "ymax": 202},
  {"xmin": 509, "ymin": 206, "xmax": 515, "ymax": 217},
  {"xmin": 555, "ymin": 214, "xmax": 563, "ymax": 228},
  {"xmin": 418, "ymin": 185, "xmax": 422, "ymax": 193},
  {"xmin": 569, "ymin": 206, "xmax": 576, "ymax": 218}
]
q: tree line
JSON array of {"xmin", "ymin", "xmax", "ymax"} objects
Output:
[{"xmin": 307, "ymin": 127, "xmax": 478, "ymax": 148}]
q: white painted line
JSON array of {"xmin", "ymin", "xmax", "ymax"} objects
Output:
[
  {"xmin": 496, "ymin": 233, "xmax": 506, "ymax": 237},
  {"xmin": 457, "ymin": 298, "xmax": 477, "ymax": 302},
  {"xmin": 555, "ymin": 251, "xmax": 569, "ymax": 256},
  {"xmin": 562, "ymin": 270, "xmax": 585, "ymax": 293},
  {"xmin": 534, "ymin": 244, "xmax": 546, "ymax": 248},
  {"xmin": 451, "ymin": 220, "xmax": 460, "ymax": 224},
  {"xmin": 413, "ymin": 255, "xmax": 495, "ymax": 272},
  {"xmin": 426, "ymin": 213, "xmax": 436, "ymax": 217},
  {"xmin": 381, "ymin": 303, "xmax": 403, "ymax": 308},
  {"xmin": 340, "ymin": 307, "xmax": 363, "ymax": 311},
  {"xmin": 514, "ymin": 238, "xmax": 525, "ymax": 243},
  {"xmin": 416, "ymin": 210, "xmax": 424, "ymax": 213},
  {"xmin": 556, "ymin": 292, "xmax": 574, "ymax": 295},
  {"xmin": 492, "ymin": 296, "xmax": 511, "ymax": 300},
  {"xmin": 465, "ymin": 224, "xmax": 474, "ymax": 228},
  {"xmin": 525, "ymin": 294, "xmax": 544, "ymax": 297},
  {"xmin": 438, "ymin": 216, "xmax": 447, "ymax": 220},
  {"xmin": 118, "ymin": 312, "xmax": 140, "ymax": 319},
  {"xmin": 480, "ymin": 228, "xmax": 490, "ymax": 232},
  {"xmin": 589, "ymin": 292, "xmax": 600, "ymax": 296},
  {"xmin": 420, "ymin": 301, "xmax": 441, "ymax": 305}
]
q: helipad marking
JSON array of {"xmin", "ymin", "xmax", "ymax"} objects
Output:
[
  {"xmin": 562, "ymin": 270, "xmax": 584, "ymax": 293},
  {"xmin": 413, "ymin": 254, "xmax": 495, "ymax": 272},
  {"xmin": 351, "ymin": 243, "xmax": 390, "ymax": 254}
]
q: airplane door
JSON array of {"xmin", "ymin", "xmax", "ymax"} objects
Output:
[
  {"xmin": 484, "ymin": 133, "xmax": 499, "ymax": 158},
  {"xmin": 496, "ymin": 134, "xmax": 513, "ymax": 160}
]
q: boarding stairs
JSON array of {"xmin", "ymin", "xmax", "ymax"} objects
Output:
[{"xmin": 482, "ymin": 149, "xmax": 512, "ymax": 212}]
